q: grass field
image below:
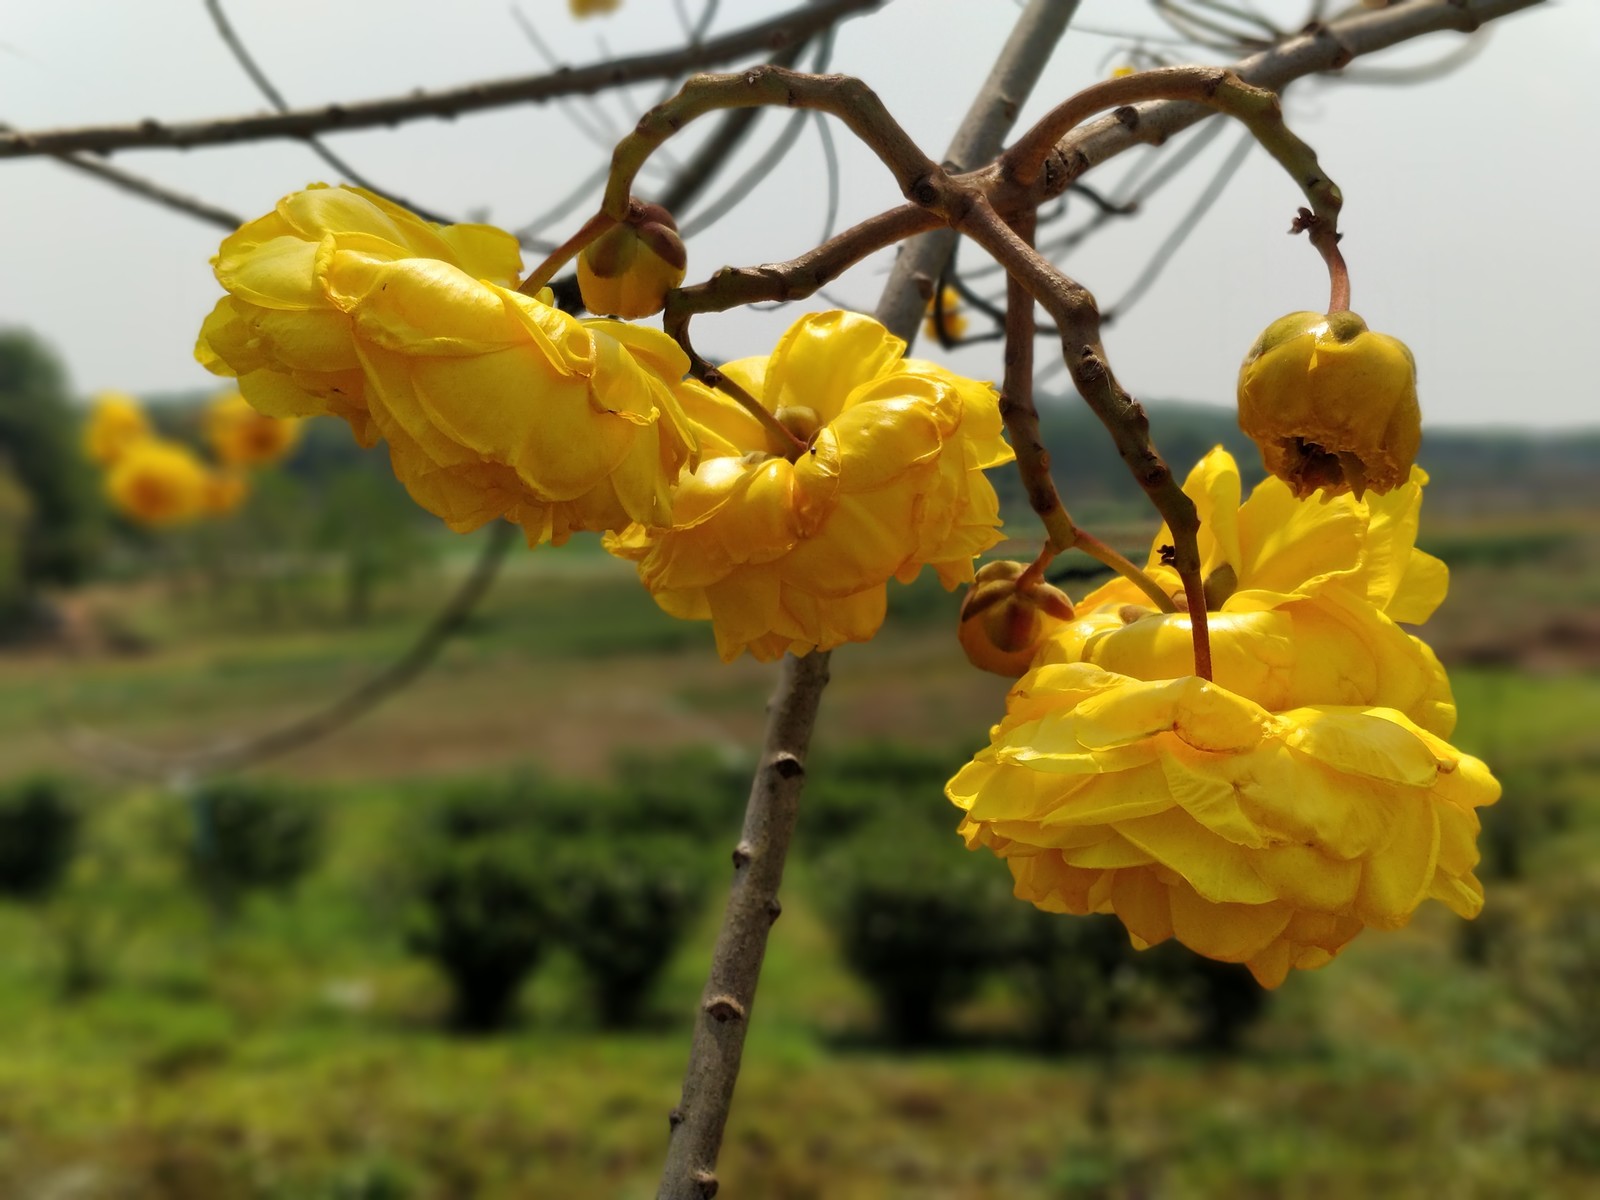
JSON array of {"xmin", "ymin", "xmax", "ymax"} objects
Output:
[{"xmin": 0, "ymin": 515, "xmax": 1595, "ymax": 1199}]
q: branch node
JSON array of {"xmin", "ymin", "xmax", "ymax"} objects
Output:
[
  {"xmin": 767, "ymin": 897, "xmax": 783, "ymax": 925},
  {"xmin": 771, "ymin": 751, "xmax": 805, "ymax": 780},
  {"xmin": 691, "ymin": 1170, "xmax": 721, "ymax": 1198},
  {"xmin": 1113, "ymin": 105, "xmax": 1139, "ymax": 130},
  {"xmin": 669, "ymin": 1106, "xmax": 686, "ymax": 1130},
  {"xmin": 731, "ymin": 843, "xmax": 753, "ymax": 869},
  {"xmin": 704, "ymin": 995, "xmax": 747, "ymax": 1024}
]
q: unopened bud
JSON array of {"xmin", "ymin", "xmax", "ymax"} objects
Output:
[
  {"xmin": 577, "ymin": 200, "xmax": 687, "ymax": 319},
  {"xmin": 1237, "ymin": 309, "xmax": 1420, "ymax": 500},
  {"xmin": 957, "ymin": 560, "xmax": 1076, "ymax": 677}
]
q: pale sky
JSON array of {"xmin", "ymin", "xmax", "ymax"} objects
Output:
[{"xmin": 1, "ymin": 0, "xmax": 1595, "ymax": 429}]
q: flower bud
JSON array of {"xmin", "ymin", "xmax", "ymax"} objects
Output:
[
  {"xmin": 1237, "ymin": 310, "xmax": 1420, "ymax": 500},
  {"xmin": 958, "ymin": 560, "xmax": 1076, "ymax": 677},
  {"xmin": 577, "ymin": 201, "xmax": 687, "ymax": 319}
]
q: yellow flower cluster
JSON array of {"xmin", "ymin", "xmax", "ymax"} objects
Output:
[
  {"xmin": 85, "ymin": 390, "xmax": 299, "ymax": 527},
  {"xmin": 195, "ymin": 185, "xmax": 704, "ymax": 546},
  {"xmin": 607, "ymin": 311, "xmax": 1013, "ymax": 661},
  {"xmin": 949, "ymin": 449, "xmax": 1498, "ymax": 987}
]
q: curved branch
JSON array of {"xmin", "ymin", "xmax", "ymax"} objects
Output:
[
  {"xmin": 59, "ymin": 521, "xmax": 516, "ymax": 781},
  {"xmin": 0, "ymin": 0, "xmax": 885, "ymax": 160},
  {"xmin": 202, "ymin": 0, "xmax": 455, "ymax": 224}
]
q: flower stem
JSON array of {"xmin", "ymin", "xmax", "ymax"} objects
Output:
[
  {"xmin": 516, "ymin": 209, "xmax": 615, "ymax": 298},
  {"xmin": 1074, "ymin": 528, "xmax": 1175, "ymax": 613}
]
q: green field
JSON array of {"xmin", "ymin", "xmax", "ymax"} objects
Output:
[{"xmin": 0, "ymin": 513, "xmax": 1596, "ymax": 1199}]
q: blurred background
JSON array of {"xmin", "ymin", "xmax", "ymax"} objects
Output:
[{"xmin": 1, "ymin": 2, "xmax": 1597, "ymax": 1198}]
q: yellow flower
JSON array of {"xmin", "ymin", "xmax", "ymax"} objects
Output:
[
  {"xmin": 202, "ymin": 471, "xmax": 251, "ymax": 516},
  {"xmin": 607, "ymin": 311, "xmax": 1014, "ymax": 661},
  {"xmin": 204, "ymin": 391, "xmax": 302, "ymax": 468},
  {"xmin": 577, "ymin": 202, "xmax": 687, "ymax": 320},
  {"xmin": 331, "ymin": 255, "xmax": 702, "ymax": 545},
  {"xmin": 923, "ymin": 285, "xmax": 968, "ymax": 343},
  {"xmin": 1049, "ymin": 447, "xmax": 1455, "ymax": 735},
  {"xmin": 1237, "ymin": 310, "xmax": 1421, "ymax": 499},
  {"xmin": 84, "ymin": 392, "xmax": 151, "ymax": 466},
  {"xmin": 194, "ymin": 184, "xmax": 523, "ymax": 447},
  {"xmin": 570, "ymin": 0, "xmax": 620, "ymax": 15},
  {"xmin": 958, "ymin": 559, "xmax": 1076, "ymax": 678},
  {"xmin": 948, "ymin": 662, "xmax": 1499, "ymax": 987},
  {"xmin": 106, "ymin": 439, "xmax": 211, "ymax": 526}
]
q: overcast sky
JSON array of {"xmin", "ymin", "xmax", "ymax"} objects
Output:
[{"xmin": 1, "ymin": 0, "xmax": 1594, "ymax": 430}]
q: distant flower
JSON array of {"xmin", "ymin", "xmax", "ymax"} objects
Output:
[
  {"xmin": 84, "ymin": 392, "xmax": 151, "ymax": 466},
  {"xmin": 569, "ymin": 0, "xmax": 621, "ymax": 16},
  {"xmin": 608, "ymin": 311, "xmax": 1013, "ymax": 661},
  {"xmin": 947, "ymin": 662, "xmax": 1499, "ymax": 988},
  {"xmin": 195, "ymin": 184, "xmax": 523, "ymax": 447},
  {"xmin": 923, "ymin": 285, "xmax": 968, "ymax": 343},
  {"xmin": 106, "ymin": 439, "xmax": 211, "ymax": 526},
  {"xmin": 204, "ymin": 391, "xmax": 301, "ymax": 468},
  {"xmin": 202, "ymin": 470, "xmax": 251, "ymax": 516},
  {"xmin": 1238, "ymin": 310, "xmax": 1421, "ymax": 499}
]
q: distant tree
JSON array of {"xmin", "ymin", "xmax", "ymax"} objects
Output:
[{"xmin": 0, "ymin": 330, "xmax": 100, "ymax": 619}]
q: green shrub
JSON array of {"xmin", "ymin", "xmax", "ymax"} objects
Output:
[
  {"xmin": 609, "ymin": 746, "xmax": 748, "ymax": 840},
  {"xmin": 798, "ymin": 740, "xmax": 973, "ymax": 857},
  {"xmin": 186, "ymin": 779, "xmax": 323, "ymax": 912},
  {"xmin": 1000, "ymin": 908, "xmax": 1140, "ymax": 1053},
  {"xmin": 405, "ymin": 836, "xmax": 556, "ymax": 1033},
  {"xmin": 549, "ymin": 833, "xmax": 713, "ymax": 1027},
  {"xmin": 0, "ymin": 774, "xmax": 80, "ymax": 901},
  {"xmin": 816, "ymin": 815, "xmax": 1014, "ymax": 1045}
]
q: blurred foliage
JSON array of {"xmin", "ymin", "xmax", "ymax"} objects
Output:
[
  {"xmin": 184, "ymin": 779, "xmax": 324, "ymax": 916},
  {"xmin": 0, "ymin": 330, "xmax": 100, "ymax": 613},
  {"xmin": 0, "ymin": 774, "xmax": 80, "ymax": 901}
]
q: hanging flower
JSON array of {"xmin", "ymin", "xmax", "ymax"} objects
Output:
[
  {"xmin": 958, "ymin": 559, "xmax": 1076, "ymax": 677},
  {"xmin": 84, "ymin": 392, "xmax": 152, "ymax": 466},
  {"xmin": 577, "ymin": 201, "xmax": 687, "ymax": 319},
  {"xmin": 105, "ymin": 439, "xmax": 211, "ymax": 526},
  {"xmin": 947, "ymin": 662, "xmax": 1499, "ymax": 988},
  {"xmin": 1237, "ymin": 310, "xmax": 1421, "ymax": 499},
  {"xmin": 194, "ymin": 184, "xmax": 523, "ymax": 446},
  {"xmin": 331, "ymin": 254, "xmax": 703, "ymax": 545},
  {"xmin": 204, "ymin": 391, "xmax": 302, "ymax": 468},
  {"xmin": 607, "ymin": 311, "xmax": 1014, "ymax": 661},
  {"xmin": 923, "ymin": 285, "xmax": 968, "ymax": 343},
  {"xmin": 1047, "ymin": 447, "xmax": 1454, "ymax": 735}
]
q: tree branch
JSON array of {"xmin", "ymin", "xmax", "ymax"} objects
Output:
[
  {"xmin": 0, "ymin": 0, "xmax": 885, "ymax": 160},
  {"xmin": 654, "ymin": 4, "xmax": 1081, "ymax": 1197},
  {"xmin": 59, "ymin": 521, "xmax": 516, "ymax": 780}
]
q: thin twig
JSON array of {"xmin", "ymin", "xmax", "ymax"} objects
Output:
[
  {"xmin": 0, "ymin": 0, "xmax": 885, "ymax": 160},
  {"xmin": 200, "ymin": 0, "xmax": 453, "ymax": 223},
  {"xmin": 61, "ymin": 522, "xmax": 517, "ymax": 780}
]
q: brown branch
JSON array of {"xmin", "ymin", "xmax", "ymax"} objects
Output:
[
  {"xmin": 957, "ymin": 196, "xmax": 1211, "ymax": 678},
  {"xmin": 875, "ymin": 0, "xmax": 1084, "ymax": 344},
  {"xmin": 1011, "ymin": 0, "xmax": 1547, "ymax": 206},
  {"xmin": 654, "ymin": 5, "xmax": 1080, "ymax": 1197},
  {"xmin": 0, "ymin": 0, "xmax": 885, "ymax": 160},
  {"xmin": 602, "ymin": 66, "xmax": 940, "ymax": 220},
  {"xmin": 59, "ymin": 521, "xmax": 516, "ymax": 781},
  {"xmin": 201, "ymin": 0, "xmax": 453, "ymax": 225}
]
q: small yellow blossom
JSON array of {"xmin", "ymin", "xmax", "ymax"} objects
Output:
[
  {"xmin": 948, "ymin": 662, "xmax": 1499, "ymax": 988},
  {"xmin": 607, "ymin": 311, "xmax": 1014, "ymax": 661},
  {"xmin": 202, "ymin": 471, "xmax": 251, "ymax": 516},
  {"xmin": 577, "ymin": 202, "xmax": 687, "ymax": 319},
  {"xmin": 923, "ymin": 285, "xmax": 968, "ymax": 343},
  {"xmin": 204, "ymin": 391, "xmax": 302, "ymax": 468},
  {"xmin": 84, "ymin": 392, "xmax": 151, "ymax": 466},
  {"xmin": 570, "ymin": 0, "xmax": 620, "ymax": 15},
  {"xmin": 1237, "ymin": 310, "xmax": 1421, "ymax": 499},
  {"xmin": 106, "ymin": 439, "xmax": 211, "ymax": 527},
  {"xmin": 195, "ymin": 184, "xmax": 523, "ymax": 446},
  {"xmin": 958, "ymin": 559, "xmax": 1076, "ymax": 677},
  {"xmin": 1049, "ymin": 447, "xmax": 1454, "ymax": 734}
]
